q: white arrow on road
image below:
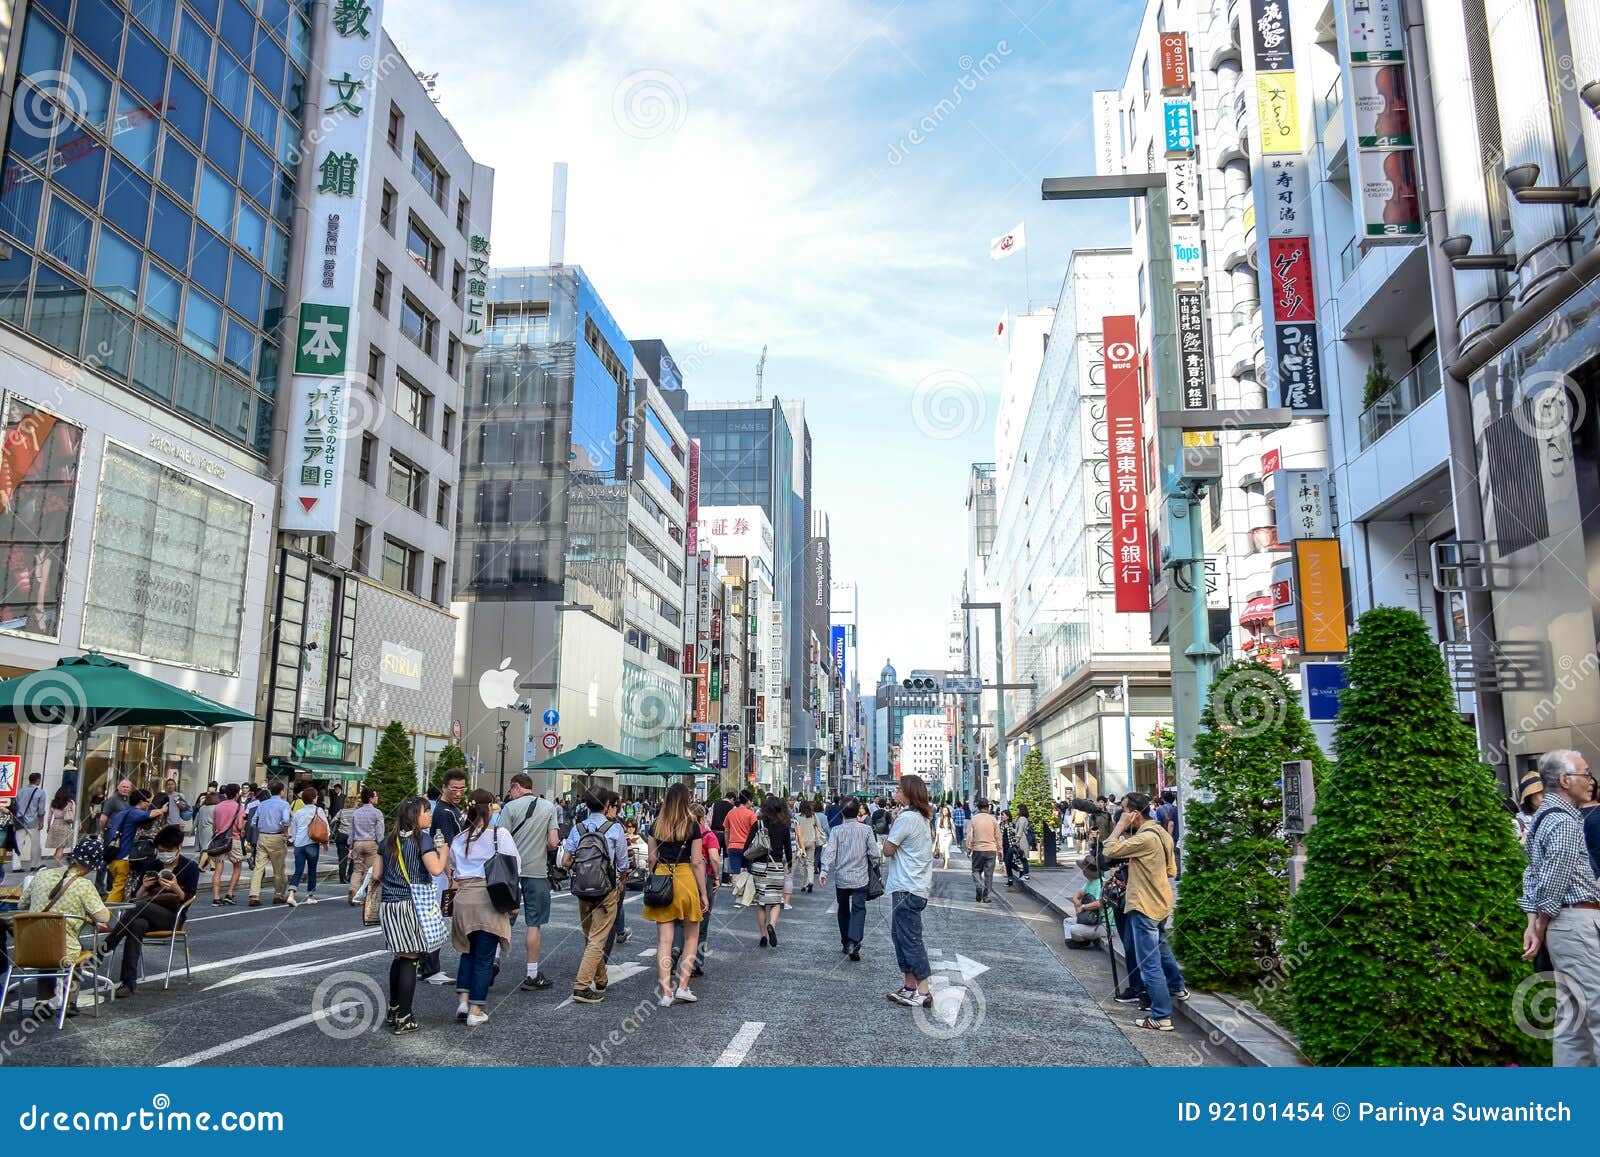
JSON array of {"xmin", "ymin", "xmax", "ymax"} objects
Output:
[
  {"xmin": 554, "ymin": 961, "xmax": 652, "ymax": 1008},
  {"xmin": 930, "ymin": 952, "xmax": 990, "ymax": 982},
  {"xmin": 202, "ymin": 950, "xmax": 388, "ymax": 992}
]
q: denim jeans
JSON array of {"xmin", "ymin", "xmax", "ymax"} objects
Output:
[
  {"xmin": 1125, "ymin": 910, "xmax": 1185, "ymax": 1019},
  {"xmin": 289, "ymin": 843, "xmax": 319, "ymax": 893},
  {"xmin": 836, "ymin": 886, "xmax": 867, "ymax": 947},
  {"xmin": 1116, "ymin": 908, "xmax": 1144, "ymax": 995},
  {"xmin": 970, "ymin": 851, "xmax": 996, "ymax": 899},
  {"xmin": 726, "ymin": 850, "xmax": 744, "ymax": 878},
  {"xmin": 455, "ymin": 929, "xmax": 499, "ymax": 1003},
  {"xmin": 890, "ymin": 891, "xmax": 930, "ymax": 981}
]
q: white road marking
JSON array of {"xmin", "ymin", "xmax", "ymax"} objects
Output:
[
  {"xmin": 201, "ymin": 950, "xmax": 388, "ymax": 991},
  {"xmin": 554, "ymin": 961, "xmax": 652, "ymax": 1009},
  {"xmin": 143, "ymin": 927, "xmax": 381, "ymax": 984},
  {"xmin": 712, "ymin": 1021, "xmax": 765, "ymax": 1067},
  {"xmin": 188, "ymin": 904, "xmax": 297, "ymax": 923},
  {"xmin": 160, "ymin": 1002, "xmax": 363, "ymax": 1067}
]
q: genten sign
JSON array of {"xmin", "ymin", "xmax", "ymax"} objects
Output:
[{"xmin": 279, "ymin": 0, "xmax": 385, "ymax": 533}]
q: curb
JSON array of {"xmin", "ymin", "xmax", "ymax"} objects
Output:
[{"xmin": 1015, "ymin": 871, "xmax": 1305, "ymax": 1067}]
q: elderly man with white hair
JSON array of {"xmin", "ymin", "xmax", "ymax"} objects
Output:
[{"xmin": 1519, "ymin": 748, "xmax": 1600, "ymax": 1066}]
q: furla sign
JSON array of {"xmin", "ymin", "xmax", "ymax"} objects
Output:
[{"xmin": 379, "ymin": 642, "xmax": 424, "ymax": 690}]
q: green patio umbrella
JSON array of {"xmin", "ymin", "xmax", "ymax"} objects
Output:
[
  {"xmin": 0, "ymin": 653, "xmax": 258, "ymax": 759},
  {"xmin": 641, "ymin": 751, "xmax": 715, "ymax": 776},
  {"xmin": 525, "ymin": 740, "xmax": 651, "ymax": 773}
]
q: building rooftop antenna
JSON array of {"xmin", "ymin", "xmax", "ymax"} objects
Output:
[{"xmin": 755, "ymin": 344, "xmax": 767, "ymax": 401}]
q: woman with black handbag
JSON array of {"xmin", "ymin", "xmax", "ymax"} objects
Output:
[
  {"xmin": 746, "ymin": 796, "xmax": 792, "ymax": 948},
  {"xmin": 447, "ymin": 789, "xmax": 521, "ymax": 1027},
  {"xmin": 642, "ymin": 783, "xmax": 708, "ymax": 1007}
]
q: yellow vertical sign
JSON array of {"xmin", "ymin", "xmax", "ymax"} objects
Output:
[
  {"xmin": 1256, "ymin": 73, "xmax": 1302, "ymax": 155},
  {"xmin": 1294, "ymin": 539, "xmax": 1347, "ymax": 655}
]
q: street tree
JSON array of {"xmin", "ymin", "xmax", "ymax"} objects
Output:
[
  {"xmin": 1173, "ymin": 660, "xmax": 1327, "ymax": 988},
  {"xmin": 1288, "ymin": 607, "xmax": 1542, "ymax": 1065},
  {"xmin": 366, "ymin": 720, "xmax": 420, "ymax": 824},
  {"xmin": 430, "ymin": 744, "xmax": 467, "ymax": 791},
  {"xmin": 1012, "ymin": 748, "xmax": 1053, "ymax": 847}
]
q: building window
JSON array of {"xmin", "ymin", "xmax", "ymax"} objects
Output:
[
  {"xmin": 436, "ymin": 481, "xmax": 452, "ymax": 527},
  {"xmin": 379, "ymin": 182, "xmax": 396, "ymax": 234},
  {"xmin": 399, "ymin": 293, "xmax": 437, "ymax": 356},
  {"xmin": 395, "ymin": 371, "xmax": 430, "ymax": 432},
  {"xmin": 451, "ymin": 262, "xmax": 464, "ymax": 305},
  {"xmin": 387, "ymin": 453, "xmax": 425, "ymax": 511},
  {"xmin": 386, "ymin": 102, "xmax": 404, "ymax": 153},
  {"xmin": 353, "ymin": 520, "xmax": 371, "ymax": 571},
  {"xmin": 358, "ymin": 433, "xmax": 377, "ymax": 482},
  {"xmin": 372, "ymin": 263, "xmax": 391, "ymax": 315},
  {"xmin": 412, "ymin": 139, "xmax": 446, "ymax": 206},
  {"xmin": 366, "ymin": 344, "xmax": 385, "ymax": 390},
  {"xmin": 583, "ymin": 316, "xmax": 629, "ymax": 390},
  {"xmin": 381, "ymin": 536, "xmax": 420, "ymax": 593},
  {"xmin": 405, "ymin": 215, "xmax": 440, "ymax": 281},
  {"xmin": 447, "ymin": 335, "xmax": 461, "ymax": 380},
  {"xmin": 432, "ymin": 558, "xmax": 448, "ymax": 605},
  {"xmin": 456, "ymin": 193, "xmax": 469, "ymax": 234},
  {"xmin": 1141, "ymin": 56, "xmax": 1150, "ymax": 104},
  {"xmin": 442, "ymin": 407, "xmax": 456, "ymax": 450}
]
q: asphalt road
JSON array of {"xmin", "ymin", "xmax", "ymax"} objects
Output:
[{"xmin": 6, "ymin": 852, "xmax": 1228, "ymax": 1067}]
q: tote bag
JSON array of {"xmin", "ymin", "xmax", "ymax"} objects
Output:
[{"xmin": 396, "ymin": 834, "xmax": 448, "ymax": 951}]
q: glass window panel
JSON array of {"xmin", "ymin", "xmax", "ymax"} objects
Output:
[
  {"xmin": 112, "ymin": 89, "xmax": 159, "ymax": 173},
  {"xmin": 36, "ymin": 0, "xmax": 71, "ymax": 25},
  {"xmin": 189, "ymin": 225, "xmax": 227, "ymax": 298},
  {"xmin": 67, "ymin": 53, "xmax": 113, "ymax": 133},
  {"xmin": 215, "ymin": 374, "xmax": 250, "ymax": 441},
  {"xmin": 8, "ymin": 96, "xmax": 55, "ymax": 175},
  {"xmin": 226, "ymin": 252, "xmax": 260, "ymax": 319},
  {"xmin": 86, "ymin": 297, "xmax": 134, "ymax": 379},
  {"xmin": 182, "ymin": 287, "xmax": 221, "ymax": 357},
  {"xmin": 224, "ymin": 315, "xmax": 254, "ymax": 372},
  {"xmin": 283, "ymin": 63, "xmax": 305, "ymax": 115},
  {"xmin": 260, "ymin": 0, "xmax": 290, "ymax": 37},
  {"xmin": 0, "ymin": 249, "xmax": 32, "ymax": 326},
  {"xmin": 165, "ymin": 63, "xmax": 205, "ymax": 144},
  {"xmin": 143, "ymin": 259, "xmax": 181, "ymax": 330},
  {"xmin": 52, "ymin": 132, "xmax": 105, "ymax": 208},
  {"xmin": 73, "ymin": 0, "xmax": 124, "ymax": 68},
  {"xmin": 175, "ymin": 351, "xmax": 215, "ymax": 418},
  {"xmin": 256, "ymin": 335, "xmax": 278, "ymax": 395},
  {"xmin": 189, "ymin": 0, "xmax": 219, "ymax": 29},
  {"xmin": 103, "ymin": 157, "xmax": 151, "ymax": 241},
  {"xmin": 265, "ymin": 223, "xmax": 288, "ymax": 282},
  {"xmin": 122, "ymin": 23, "xmax": 168, "ymax": 102},
  {"xmin": 253, "ymin": 398, "xmax": 272, "ymax": 455},
  {"xmin": 148, "ymin": 191, "xmax": 190, "ymax": 269},
  {"xmin": 204, "ymin": 104, "xmax": 243, "ymax": 176},
  {"xmin": 247, "ymin": 81, "xmax": 276, "ymax": 146},
  {"xmin": 0, "ymin": 163, "xmax": 44, "ymax": 246},
  {"xmin": 260, "ymin": 277, "xmax": 282, "ymax": 330},
  {"xmin": 276, "ymin": 110, "xmax": 297, "ymax": 166},
  {"xmin": 233, "ymin": 198, "xmax": 266, "ymax": 262},
  {"xmin": 176, "ymin": 11, "xmax": 212, "ymax": 77},
  {"xmin": 20, "ymin": 10, "xmax": 65, "ymax": 83},
  {"xmin": 92, "ymin": 225, "xmax": 140, "ymax": 307},
  {"xmin": 196, "ymin": 163, "xmax": 233, "ymax": 234},
  {"xmin": 42, "ymin": 195, "xmax": 91, "ymax": 272},
  {"xmin": 239, "ymin": 136, "xmax": 273, "ymax": 209},
  {"xmin": 133, "ymin": 324, "xmax": 177, "ymax": 401},
  {"xmin": 27, "ymin": 263, "xmax": 85, "ymax": 354},
  {"xmin": 130, "ymin": 0, "xmax": 175, "ymax": 44},
  {"xmin": 252, "ymin": 27, "xmax": 284, "ymax": 95},
  {"xmin": 287, "ymin": 9, "xmax": 309, "ymax": 68},
  {"xmin": 213, "ymin": 50, "xmax": 249, "ymax": 120},
  {"xmin": 219, "ymin": 0, "xmax": 254, "ymax": 60},
  {"xmin": 271, "ymin": 165, "xmax": 294, "ymax": 226},
  {"xmin": 159, "ymin": 134, "xmax": 197, "ymax": 203}
]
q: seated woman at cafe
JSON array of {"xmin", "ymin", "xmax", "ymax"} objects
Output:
[
  {"xmin": 20, "ymin": 837, "xmax": 113, "ymax": 1016},
  {"xmin": 102, "ymin": 824, "xmax": 199, "ymax": 997}
]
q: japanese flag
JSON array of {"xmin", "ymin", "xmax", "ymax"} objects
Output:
[
  {"xmin": 995, "ymin": 308, "xmax": 1009, "ymax": 343},
  {"xmin": 989, "ymin": 222, "xmax": 1026, "ymax": 260}
]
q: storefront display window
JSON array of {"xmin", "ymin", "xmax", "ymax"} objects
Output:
[
  {"xmin": 0, "ymin": 394, "xmax": 82, "ymax": 640},
  {"xmin": 79, "ymin": 722, "xmax": 216, "ymax": 827},
  {"xmin": 80, "ymin": 441, "xmax": 253, "ymax": 673}
]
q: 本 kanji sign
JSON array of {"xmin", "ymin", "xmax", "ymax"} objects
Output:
[
  {"xmin": 1104, "ymin": 315, "xmax": 1149, "ymax": 614},
  {"xmin": 1176, "ymin": 290, "xmax": 1209, "ymax": 410},
  {"xmin": 280, "ymin": 0, "xmax": 386, "ymax": 533}
]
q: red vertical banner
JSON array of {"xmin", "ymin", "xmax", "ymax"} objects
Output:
[
  {"xmin": 685, "ymin": 439, "xmax": 700, "ymax": 554},
  {"xmin": 1105, "ymin": 316, "xmax": 1150, "ymax": 613},
  {"xmin": 1267, "ymin": 236, "xmax": 1315, "ymax": 322}
]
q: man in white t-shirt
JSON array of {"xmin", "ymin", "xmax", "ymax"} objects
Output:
[
  {"xmin": 498, "ymin": 773, "xmax": 560, "ymax": 990},
  {"xmin": 883, "ymin": 774, "xmax": 936, "ymax": 1009}
]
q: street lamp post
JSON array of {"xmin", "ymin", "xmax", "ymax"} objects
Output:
[
  {"xmin": 496, "ymin": 718, "xmax": 510, "ymax": 799},
  {"xmin": 961, "ymin": 602, "xmax": 1008, "ymax": 799}
]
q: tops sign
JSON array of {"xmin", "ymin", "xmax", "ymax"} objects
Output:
[{"xmin": 280, "ymin": 0, "xmax": 385, "ymax": 534}]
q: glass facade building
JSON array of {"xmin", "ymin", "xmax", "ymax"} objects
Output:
[{"xmin": 0, "ymin": 0, "xmax": 310, "ymax": 456}]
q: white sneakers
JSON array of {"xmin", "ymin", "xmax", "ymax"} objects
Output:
[{"xmin": 673, "ymin": 988, "xmax": 698, "ymax": 1003}]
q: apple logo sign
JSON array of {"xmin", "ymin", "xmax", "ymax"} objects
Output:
[{"xmin": 478, "ymin": 657, "xmax": 520, "ymax": 710}]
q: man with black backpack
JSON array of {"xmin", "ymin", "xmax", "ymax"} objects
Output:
[{"xmin": 560, "ymin": 788, "xmax": 630, "ymax": 1004}]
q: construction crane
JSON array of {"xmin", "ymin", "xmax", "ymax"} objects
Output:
[{"xmin": 755, "ymin": 344, "xmax": 767, "ymax": 402}]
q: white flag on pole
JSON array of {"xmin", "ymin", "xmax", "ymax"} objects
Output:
[
  {"xmin": 989, "ymin": 222, "xmax": 1026, "ymax": 260},
  {"xmin": 995, "ymin": 308, "xmax": 1009, "ymax": 343}
]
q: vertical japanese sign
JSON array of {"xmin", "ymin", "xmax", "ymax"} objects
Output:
[
  {"xmin": 280, "ymin": 0, "xmax": 385, "ymax": 533},
  {"xmin": 685, "ymin": 439, "xmax": 701, "ymax": 555},
  {"xmin": 1166, "ymin": 157, "xmax": 1198, "ymax": 221},
  {"xmin": 1176, "ymin": 290, "xmax": 1209, "ymax": 410},
  {"xmin": 1170, "ymin": 224, "xmax": 1204, "ymax": 286},
  {"xmin": 1104, "ymin": 316, "xmax": 1149, "ymax": 613},
  {"xmin": 1162, "ymin": 97, "xmax": 1194, "ymax": 154},
  {"xmin": 1159, "ymin": 32, "xmax": 1190, "ymax": 92},
  {"xmin": 1267, "ymin": 237, "xmax": 1314, "ymax": 322},
  {"xmin": 1273, "ymin": 467, "xmax": 1332, "ymax": 541},
  {"xmin": 461, "ymin": 235, "xmax": 491, "ymax": 348},
  {"xmin": 1343, "ymin": 0, "xmax": 1420, "ymax": 239},
  {"xmin": 1264, "ymin": 157, "xmax": 1307, "ymax": 236},
  {"xmin": 1294, "ymin": 539, "xmax": 1348, "ymax": 654},
  {"xmin": 710, "ymin": 608, "xmax": 723, "ymax": 701},
  {"xmin": 1092, "ymin": 90, "xmax": 1121, "ymax": 176}
]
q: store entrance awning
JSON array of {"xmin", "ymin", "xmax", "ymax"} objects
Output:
[
  {"xmin": 268, "ymin": 755, "xmax": 362, "ymax": 780},
  {"xmin": 1240, "ymin": 595, "xmax": 1275, "ymax": 625}
]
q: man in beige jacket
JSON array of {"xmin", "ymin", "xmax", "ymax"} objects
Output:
[{"xmin": 1103, "ymin": 791, "xmax": 1188, "ymax": 1031}]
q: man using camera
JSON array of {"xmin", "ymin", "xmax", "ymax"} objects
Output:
[{"xmin": 1103, "ymin": 791, "xmax": 1187, "ymax": 1031}]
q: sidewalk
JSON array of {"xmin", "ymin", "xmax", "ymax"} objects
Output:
[{"xmin": 1016, "ymin": 863, "xmax": 1304, "ymax": 1067}]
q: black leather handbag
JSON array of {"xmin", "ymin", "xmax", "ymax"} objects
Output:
[
  {"xmin": 643, "ymin": 838, "xmax": 692, "ymax": 908},
  {"xmin": 484, "ymin": 831, "xmax": 521, "ymax": 913}
]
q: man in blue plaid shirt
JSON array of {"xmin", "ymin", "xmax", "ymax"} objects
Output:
[{"xmin": 1519, "ymin": 749, "xmax": 1600, "ymax": 1066}]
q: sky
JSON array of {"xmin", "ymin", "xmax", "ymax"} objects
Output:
[{"xmin": 383, "ymin": 0, "xmax": 1142, "ymax": 674}]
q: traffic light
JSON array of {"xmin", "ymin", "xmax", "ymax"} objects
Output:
[{"xmin": 903, "ymin": 676, "xmax": 941, "ymax": 693}]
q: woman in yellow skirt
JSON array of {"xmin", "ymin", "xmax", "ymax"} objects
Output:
[{"xmin": 643, "ymin": 782, "xmax": 710, "ymax": 1007}]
